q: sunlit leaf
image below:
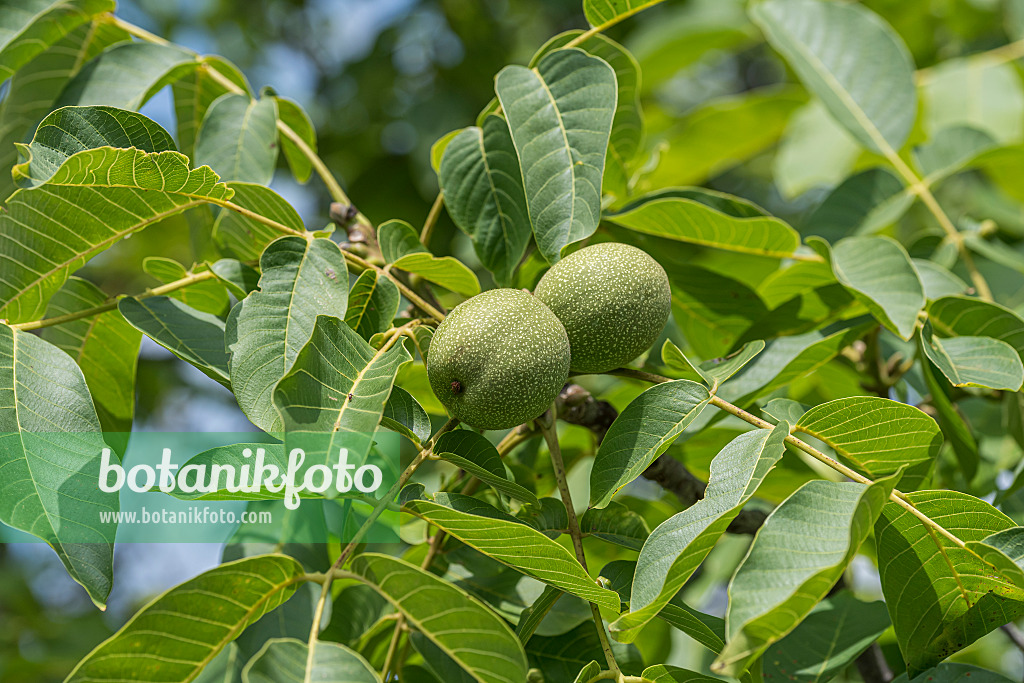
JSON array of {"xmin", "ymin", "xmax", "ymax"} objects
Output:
[
  {"xmin": 919, "ymin": 322, "xmax": 1024, "ymax": 390},
  {"xmin": 59, "ymin": 41, "xmax": 199, "ymax": 110},
  {"xmin": 439, "ymin": 116, "xmax": 530, "ymax": 285},
  {"xmin": 611, "ymin": 423, "xmax": 788, "ymax": 642},
  {"xmin": 795, "ymin": 396, "xmax": 940, "ymax": 490},
  {"xmin": 608, "ymin": 195, "xmax": 801, "ymax": 259},
  {"xmin": 590, "ymin": 380, "xmax": 711, "ymax": 508},
  {"xmin": 714, "ymin": 476, "xmax": 897, "ymax": 676},
  {"xmin": 824, "ymin": 236, "xmax": 925, "ymax": 340},
  {"xmin": 401, "ymin": 489, "xmax": 619, "ymax": 609},
  {"xmin": 227, "ymin": 237, "xmax": 349, "ymax": 432},
  {"xmin": 495, "ymin": 48, "xmax": 616, "ymax": 263},
  {"xmin": 876, "ymin": 491, "xmax": 1024, "ymax": 675},
  {"xmin": 0, "ymin": 146, "xmax": 231, "ymax": 323},
  {"xmin": 119, "ymin": 296, "xmax": 230, "ymax": 387},
  {"xmin": 195, "ymin": 92, "xmax": 278, "ymax": 184},
  {"xmin": 751, "ymin": 0, "xmax": 916, "ymax": 154},
  {"xmin": 345, "ymin": 269, "xmax": 400, "ymax": 341},
  {"xmin": 0, "ymin": 0, "xmax": 112, "ymax": 86},
  {"xmin": 64, "ymin": 555, "xmax": 305, "ymax": 682},
  {"xmin": 276, "ymin": 96, "xmax": 317, "ymax": 184},
  {"xmin": 0, "ymin": 323, "xmax": 118, "ymax": 608},
  {"xmin": 346, "ymin": 553, "xmax": 529, "ymax": 683},
  {"xmin": 242, "ymin": 637, "xmax": 381, "ymax": 683},
  {"xmin": 274, "ymin": 315, "xmax": 412, "ymax": 470},
  {"xmin": 13, "ymin": 105, "xmax": 176, "ymax": 186}
]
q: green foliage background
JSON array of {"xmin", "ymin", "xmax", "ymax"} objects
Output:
[{"xmin": 7, "ymin": 0, "xmax": 1024, "ymax": 681}]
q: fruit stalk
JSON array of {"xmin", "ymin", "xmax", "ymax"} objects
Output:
[{"xmin": 539, "ymin": 407, "xmax": 621, "ymax": 677}]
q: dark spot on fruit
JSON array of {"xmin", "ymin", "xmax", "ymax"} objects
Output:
[{"xmin": 451, "ymin": 380, "xmax": 463, "ymax": 394}]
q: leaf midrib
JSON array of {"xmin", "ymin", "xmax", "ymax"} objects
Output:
[
  {"xmin": 763, "ymin": 4, "xmax": 897, "ymax": 158},
  {"xmin": 2, "ymin": 193, "xmax": 207, "ymax": 319}
]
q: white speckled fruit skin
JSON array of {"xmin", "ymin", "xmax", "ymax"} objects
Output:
[
  {"xmin": 534, "ymin": 242, "xmax": 671, "ymax": 373},
  {"xmin": 427, "ymin": 288, "xmax": 570, "ymax": 430}
]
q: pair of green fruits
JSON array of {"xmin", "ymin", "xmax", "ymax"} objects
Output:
[{"xmin": 427, "ymin": 242, "xmax": 671, "ymax": 430}]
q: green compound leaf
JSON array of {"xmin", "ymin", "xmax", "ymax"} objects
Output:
[
  {"xmin": 532, "ymin": 31, "xmax": 643, "ymax": 197},
  {"xmin": 439, "ymin": 116, "xmax": 531, "ymax": 286},
  {"xmin": 826, "ymin": 236, "xmax": 925, "ymax": 340},
  {"xmin": 119, "ymin": 296, "xmax": 230, "ymax": 387},
  {"xmin": 611, "ymin": 423, "xmax": 788, "ymax": 642},
  {"xmin": 876, "ymin": 491, "xmax": 1024, "ymax": 675},
  {"xmin": 391, "ymin": 252, "xmax": 481, "ymax": 297},
  {"xmin": 920, "ymin": 322, "xmax": 1024, "ymax": 390},
  {"xmin": 751, "ymin": 0, "xmax": 916, "ymax": 154},
  {"xmin": 795, "ymin": 396, "xmax": 940, "ymax": 491},
  {"xmin": 173, "ymin": 54, "xmax": 251, "ymax": 159},
  {"xmin": 345, "ymin": 269, "xmax": 400, "ymax": 341},
  {"xmin": 378, "ymin": 219, "xmax": 427, "ymax": 263},
  {"xmin": 346, "ymin": 553, "xmax": 529, "ymax": 683},
  {"xmin": 495, "ymin": 48, "xmax": 616, "ymax": 263},
  {"xmin": 242, "ymin": 637, "xmax": 381, "ymax": 683},
  {"xmin": 714, "ymin": 475, "xmax": 898, "ymax": 676},
  {"xmin": 0, "ymin": 20, "xmax": 130, "ymax": 201},
  {"xmin": 608, "ymin": 196, "xmax": 801, "ymax": 259},
  {"xmin": 590, "ymin": 380, "xmax": 711, "ymax": 509},
  {"xmin": 13, "ymin": 105, "xmax": 176, "ymax": 186},
  {"xmin": 0, "ymin": 323, "xmax": 118, "ymax": 608},
  {"xmin": 401, "ymin": 491, "xmax": 619, "ymax": 610},
  {"xmin": 64, "ymin": 555, "xmax": 305, "ymax": 682},
  {"xmin": 0, "ymin": 146, "xmax": 231, "ymax": 323},
  {"xmin": 227, "ymin": 237, "xmax": 349, "ymax": 432},
  {"xmin": 194, "ymin": 92, "xmax": 278, "ymax": 185}
]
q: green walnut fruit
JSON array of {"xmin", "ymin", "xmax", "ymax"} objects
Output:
[
  {"xmin": 534, "ymin": 242, "xmax": 670, "ymax": 374},
  {"xmin": 427, "ymin": 288, "xmax": 570, "ymax": 430}
]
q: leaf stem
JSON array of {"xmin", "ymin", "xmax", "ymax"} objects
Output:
[
  {"xmin": 112, "ymin": 15, "xmax": 364, "ymax": 225},
  {"xmin": 8, "ymin": 270, "xmax": 219, "ymax": 331},
  {"xmin": 342, "ymin": 248, "xmax": 446, "ymax": 323},
  {"xmin": 420, "ymin": 191, "xmax": 445, "ymax": 247},
  {"xmin": 875, "ymin": 139, "xmax": 993, "ymax": 300},
  {"xmin": 540, "ymin": 406, "xmax": 620, "ymax": 677},
  {"xmin": 562, "ymin": 1, "xmax": 669, "ymax": 50},
  {"xmin": 306, "ymin": 416, "xmax": 459, "ymax": 658},
  {"xmin": 109, "ymin": 14, "xmax": 170, "ymax": 45},
  {"xmin": 605, "ymin": 367, "xmax": 969, "ymax": 548},
  {"xmin": 209, "ymin": 198, "xmax": 308, "ymax": 238},
  {"xmin": 382, "ymin": 527, "xmax": 447, "ymax": 679}
]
